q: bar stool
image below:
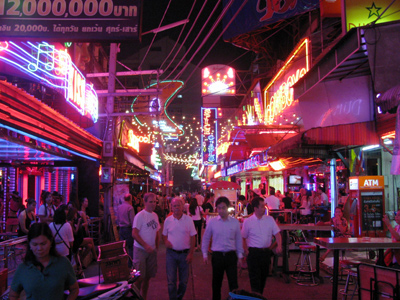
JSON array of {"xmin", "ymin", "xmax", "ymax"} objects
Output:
[
  {"xmin": 339, "ymin": 260, "xmax": 359, "ymax": 300},
  {"xmin": 293, "ymin": 241, "xmax": 310, "ymax": 274},
  {"xmin": 296, "ymin": 244, "xmax": 319, "ymax": 286}
]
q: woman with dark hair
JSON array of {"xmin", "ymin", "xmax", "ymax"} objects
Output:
[
  {"xmin": 10, "ymin": 222, "xmax": 79, "ymax": 300},
  {"xmin": 6, "ymin": 191, "xmax": 23, "ymax": 232},
  {"xmin": 78, "ymin": 197, "xmax": 89, "ymax": 236},
  {"xmin": 49, "ymin": 207, "xmax": 74, "ymax": 258},
  {"xmin": 188, "ymin": 198, "xmax": 203, "ymax": 249},
  {"xmin": 18, "ymin": 198, "xmax": 36, "ymax": 236},
  {"xmin": 38, "ymin": 191, "xmax": 55, "ymax": 224},
  {"xmin": 67, "ymin": 207, "xmax": 97, "ymax": 263}
]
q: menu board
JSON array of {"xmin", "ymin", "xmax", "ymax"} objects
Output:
[{"xmin": 360, "ymin": 191, "xmax": 384, "ymax": 232}]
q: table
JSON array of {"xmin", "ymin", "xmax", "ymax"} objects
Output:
[
  {"xmin": 314, "ymin": 237, "xmax": 400, "ymax": 300},
  {"xmin": 278, "ymin": 224, "xmax": 332, "ymax": 282}
]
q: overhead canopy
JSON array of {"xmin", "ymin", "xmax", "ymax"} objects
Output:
[
  {"xmin": 268, "ymin": 121, "xmax": 379, "ymax": 158},
  {"xmin": 376, "ymin": 84, "xmax": 400, "ymax": 113}
]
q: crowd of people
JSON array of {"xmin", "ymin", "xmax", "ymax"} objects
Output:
[{"xmin": 6, "ymin": 186, "xmax": 388, "ymax": 300}]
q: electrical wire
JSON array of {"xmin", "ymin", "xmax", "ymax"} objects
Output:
[
  {"xmin": 173, "ymin": 0, "xmax": 236, "ymax": 81},
  {"xmin": 164, "ymin": 0, "xmax": 223, "ymax": 80},
  {"xmin": 138, "ymin": 0, "xmax": 172, "ymax": 71},
  {"xmin": 159, "ymin": 0, "xmax": 199, "ymax": 72}
]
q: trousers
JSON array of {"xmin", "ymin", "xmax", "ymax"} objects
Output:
[
  {"xmin": 166, "ymin": 248, "xmax": 190, "ymax": 300},
  {"xmin": 247, "ymin": 247, "xmax": 272, "ymax": 294},
  {"xmin": 211, "ymin": 251, "xmax": 238, "ymax": 300}
]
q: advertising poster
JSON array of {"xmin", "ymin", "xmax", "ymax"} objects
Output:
[
  {"xmin": 0, "ymin": 0, "xmax": 141, "ymax": 40},
  {"xmin": 360, "ymin": 191, "xmax": 384, "ymax": 232}
]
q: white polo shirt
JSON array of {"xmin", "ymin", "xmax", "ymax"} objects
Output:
[
  {"xmin": 162, "ymin": 214, "xmax": 197, "ymax": 251},
  {"xmin": 241, "ymin": 214, "xmax": 280, "ymax": 248},
  {"xmin": 132, "ymin": 210, "xmax": 160, "ymax": 250}
]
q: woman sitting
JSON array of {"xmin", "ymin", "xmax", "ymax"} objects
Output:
[
  {"xmin": 17, "ymin": 198, "xmax": 36, "ymax": 237},
  {"xmin": 67, "ymin": 207, "xmax": 97, "ymax": 265},
  {"xmin": 10, "ymin": 222, "xmax": 79, "ymax": 300},
  {"xmin": 320, "ymin": 206, "xmax": 351, "ymax": 261}
]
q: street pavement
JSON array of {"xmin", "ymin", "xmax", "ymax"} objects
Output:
[{"xmin": 85, "ymin": 242, "xmax": 335, "ymax": 300}]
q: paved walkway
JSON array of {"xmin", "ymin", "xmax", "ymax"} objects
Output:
[{"xmin": 85, "ymin": 243, "xmax": 336, "ymax": 300}]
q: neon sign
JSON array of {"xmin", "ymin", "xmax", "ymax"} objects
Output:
[
  {"xmin": 202, "ymin": 64, "xmax": 235, "ymax": 96},
  {"xmin": 127, "ymin": 130, "xmax": 140, "ymax": 153},
  {"xmin": 217, "ymin": 142, "xmax": 230, "ymax": 156},
  {"xmin": 201, "ymin": 108, "xmax": 218, "ymax": 165},
  {"xmin": 0, "ymin": 41, "xmax": 98, "ymax": 123},
  {"xmin": 263, "ymin": 38, "xmax": 309, "ymax": 124}
]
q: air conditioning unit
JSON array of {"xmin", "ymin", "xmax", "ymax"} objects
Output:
[{"xmin": 103, "ymin": 141, "xmax": 114, "ymax": 157}]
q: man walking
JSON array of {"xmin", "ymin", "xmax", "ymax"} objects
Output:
[
  {"xmin": 117, "ymin": 193, "xmax": 135, "ymax": 267},
  {"xmin": 132, "ymin": 192, "xmax": 160, "ymax": 300},
  {"xmin": 162, "ymin": 197, "xmax": 197, "ymax": 300},
  {"xmin": 201, "ymin": 196, "xmax": 243, "ymax": 300},
  {"xmin": 241, "ymin": 197, "xmax": 282, "ymax": 295}
]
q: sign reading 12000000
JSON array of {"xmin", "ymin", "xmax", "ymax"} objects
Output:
[{"xmin": 0, "ymin": 0, "xmax": 140, "ymax": 40}]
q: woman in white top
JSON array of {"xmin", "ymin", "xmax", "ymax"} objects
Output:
[
  {"xmin": 38, "ymin": 191, "xmax": 55, "ymax": 224},
  {"xmin": 49, "ymin": 207, "xmax": 74, "ymax": 257},
  {"xmin": 188, "ymin": 198, "xmax": 203, "ymax": 250}
]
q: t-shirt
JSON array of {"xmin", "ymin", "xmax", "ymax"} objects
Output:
[
  {"xmin": 11, "ymin": 256, "xmax": 76, "ymax": 300},
  {"xmin": 49, "ymin": 222, "xmax": 74, "ymax": 256},
  {"xmin": 264, "ymin": 195, "xmax": 280, "ymax": 210},
  {"xmin": 117, "ymin": 201, "xmax": 135, "ymax": 227},
  {"xmin": 282, "ymin": 197, "xmax": 293, "ymax": 209},
  {"xmin": 189, "ymin": 206, "xmax": 203, "ymax": 221},
  {"xmin": 162, "ymin": 214, "xmax": 197, "ymax": 250},
  {"xmin": 132, "ymin": 210, "xmax": 160, "ymax": 250},
  {"xmin": 38, "ymin": 204, "xmax": 55, "ymax": 222}
]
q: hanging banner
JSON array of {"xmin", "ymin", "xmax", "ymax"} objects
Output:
[
  {"xmin": 222, "ymin": 0, "xmax": 319, "ymax": 40},
  {"xmin": 0, "ymin": 0, "xmax": 141, "ymax": 40},
  {"xmin": 201, "ymin": 108, "xmax": 218, "ymax": 166}
]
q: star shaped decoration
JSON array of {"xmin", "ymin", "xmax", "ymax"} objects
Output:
[{"xmin": 366, "ymin": 2, "xmax": 382, "ymax": 19}]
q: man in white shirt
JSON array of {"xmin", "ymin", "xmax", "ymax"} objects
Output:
[
  {"xmin": 242, "ymin": 197, "xmax": 282, "ymax": 294},
  {"xmin": 264, "ymin": 187, "xmax": 280, "ymax": 210},
  {"xmin": 162, "ymin": 198, "xmax": 197, "ymax": 300},
  {"xmin": 117, "ymin": 193, "xmax": 135, "ymax": 267},
  {"xmin": 132, "ymin": 192, "xmax": 160, "ymax": 300},
  {"xmin": 201, "ymin": 197, "xmax": 243, "ymax": 300},
  {"xmin": 317, "ymin": 187, "xmax": 329, "ymax": 206}
]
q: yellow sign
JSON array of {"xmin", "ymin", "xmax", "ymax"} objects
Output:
[{"xmin": 346, "ymin": 0, "xmax": 400, "ymax": 31}]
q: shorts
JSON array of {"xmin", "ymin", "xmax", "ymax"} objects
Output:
[{"xmin": 133, "ymin": 246, "xmax": 157, "ymax": 279}]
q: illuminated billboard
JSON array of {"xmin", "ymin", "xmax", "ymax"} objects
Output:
[
  {"xmin": 263, "ymin": 38, "xmax": 310, "ymax": 125},
  {"xmin": 0, "ymin": 41, "xmax": 98, "ymax": 123},
  {"xmin": 201, "ymin": 108, "xmax": 218, "ymax": 166},
  {"xmin": 346, "ymin": 0, "xmax": 400, "ymax": 31},
  {"xmin": 0, "ymin": 0, "xmax": 140, "ymax": 40},
  {"xmin": 202, "ymin": 65, "xmax": 235, "ymax": 96}
]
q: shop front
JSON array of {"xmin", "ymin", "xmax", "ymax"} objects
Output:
[{"xmin": 0, "ymin": 40, "xmax": 102, "ymax": 222}]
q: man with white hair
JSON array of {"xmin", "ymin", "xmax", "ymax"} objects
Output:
[
  {"xmin": 132, "ymin": 192, "xmax": 160, "ymax": 300},
  {"xmin": 163, "ymin": 197, "xmax": 197, "ymax": 300}
]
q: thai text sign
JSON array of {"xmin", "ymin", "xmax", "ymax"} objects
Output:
[
  {"xmin": 0, "ymin": 41, "xmax": 98, "ymax": 123},
  {"xmin": 0, "ymin": 0, "xmax": 140, "ymax": 40},
  {"xmin": 201, "ymin": 108, "xmax": 217, "ymax": 166},
  {"xmin": 346, "ymin": 0, "xmax": 400, "ymax": 32},
  {"xmin": 263, "ymin": 38, "xmax": 309, "ymax": 124}
]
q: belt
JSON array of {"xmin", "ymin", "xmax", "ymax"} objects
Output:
[
  {"xmin": 169, "ymin": 248, "xmax": 189, "ymax": 254},
  {"xmin": 212, "ymin": 251, "xmax": 236, "ymax": 256},
  {"xmin": 248, "ymin": 247, "xmax": 270, "ymax": 252}
]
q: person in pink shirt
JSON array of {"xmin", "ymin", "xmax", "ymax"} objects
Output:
[{"xmin": 383, "ymin": 210, "xmax": 400, "ymax": 268}]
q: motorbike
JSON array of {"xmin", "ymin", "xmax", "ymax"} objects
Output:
[{"xmin": 0, "ymin": 269, "xmax": 144, "ymax": 300}]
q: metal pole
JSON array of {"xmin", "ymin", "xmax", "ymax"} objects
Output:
[{"xmin": 330, "ymin": 158, "xmax": 338, "ymax": 218}]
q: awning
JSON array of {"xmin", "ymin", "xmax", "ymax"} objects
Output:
[
  {"xmin": 226, "ymin": 144, "xmax": 252, "ymax": 161},
  {"xmin": 294, "ymin": 21, "xmax": 400, "ymax": 100},
  {"xmin": 376, "ymin": 84, "xmax": 400, "ymax": 113},
  {"xmin": 268, "ymin": 121, "xmax": 379, "ymax": 158}
]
